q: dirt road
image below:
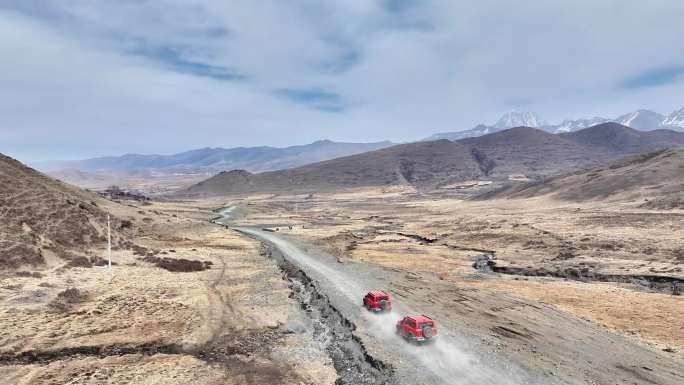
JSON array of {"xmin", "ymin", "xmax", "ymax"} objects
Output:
[
  {"xmin": 234, "ymin": 227, "xmax": 540, "ymax": 385},
  {"xmin": 228, "ymin": 223, "xmax": 684, "ymax": 385}
]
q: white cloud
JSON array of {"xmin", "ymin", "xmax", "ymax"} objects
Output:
[{"xmin": 1, "ymin": 1, "xmax": 684, "ymax": 160}]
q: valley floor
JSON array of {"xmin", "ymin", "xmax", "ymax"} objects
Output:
[
  {"xmin": 218, "ymin": 187, "xmax": 684, "ymax": 384},
  {"xmin": 1, "ymin": 189, "xmax": 682, "ymax": 384}
]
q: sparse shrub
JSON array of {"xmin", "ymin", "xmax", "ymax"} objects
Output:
[
  {"xmin": 15, "ymin": 271, "xmax": 43, "ymax": 278},
  {"xmin": 0, "ymin": 243, "xmax": 45, "ymax": 269},
  {"xmin": 131, "ymin": 245, "xmax": 148, "ymax": 256},
  {"xmin": 553, "ymin": 249, "xmax": 576, "ymax": 260},
  {"xmin": 48, "ymin": 287, "xmax": 87, "ymax": 312},
  {"xmin": 673, "ymin": 248, "xmax": 684, "ymax": 262},
  {"xmin": 51, "ymin": 248, "xmax": 93, "ymax": 268},
  {"xmin": 140, "ymin": 255, "xmax": 212, "ymax": 272},
  {"xmin": 119, "ymin": 219, "xmax": 133, "ymax": 230}
]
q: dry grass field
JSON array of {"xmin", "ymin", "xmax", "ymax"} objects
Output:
[
  {"xmin": 0, "ymin": 199, "xmax": 336, "ymax": 385},
  {"xmin": 228, "ymin": 188, "xmax": 684, "ymax": 359}
]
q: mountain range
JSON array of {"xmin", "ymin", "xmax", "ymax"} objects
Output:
[
  {"xmin": 427, "ymin": 107, "xmax": 684, "ymax": 140},
  {"xmin": 178, "ymin": 123, "xmax": 684, "ymax": 196},
  {"xmin": 34, "ymin": 140, "xmax": 393, "ymax": 176}
]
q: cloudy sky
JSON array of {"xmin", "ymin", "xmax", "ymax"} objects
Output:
[{"xmin": 1, "ymin": 1, "xmax": 684, "ymax": 161}]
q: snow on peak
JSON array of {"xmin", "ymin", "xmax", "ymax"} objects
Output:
[
  {"xmin": 550, "ymin": 117, "xmax": 610, "ymax": 133},
  {"xmin": 662, "ymin": 107, "xmax": 684, "ymax": 128},
  {"xmin": 494, "ymin": 111, "xmax": 547, "ymax": 129},
  {"xmin": 615, "ymin": 109, "xmax": 665, "ymax": 131}
]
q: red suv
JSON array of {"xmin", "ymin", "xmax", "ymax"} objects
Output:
[
  {"xmin": 363, "ymin": 291, "xmax": 392, "ymax": 312},
  {"xmin": 396, "ymin": 315, "xmax": 437, "ymax": 343}
]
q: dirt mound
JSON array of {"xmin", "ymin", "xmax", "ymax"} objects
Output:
[
  {"xmin": 480, "ymin": 149, "xmax": 684, "ymax": 203},
  {"xmin": 0, "ymin": 153, "xmax": 131, "ymax": 269}
]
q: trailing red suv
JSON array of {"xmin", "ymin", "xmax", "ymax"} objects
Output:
[
  {"xmin": 363, "ymin": 291, "xmax": 392, "ymax": 312},
  {"xmin": 396, "ymin": 315, "xmax": 437, "ymax": 343}
]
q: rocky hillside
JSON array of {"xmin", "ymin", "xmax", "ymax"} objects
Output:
[
  {"xmin": 179, "ymin": 124, "xmax": 684, "ymax": 196},
  {"xmin": 459, "ymin": 127, "xmax": 611, "ymax": 178},
  {"xmin": 0, "ymin": 153, "xmax": 130, "ymax": 269},
  {"xmin": 559, "ymin": 123, "xmax": 684, "ymax": 152},
  {"xmin": 479, "ymin": 149, "xmax": 684, "ymax": 208},
  {"xmin": 179, "ymin": 140, "xmax": 482, "ymax": 196},
  {"xmin": 459, "ymin": 123, "xmax": 684, "ymax": 178}
]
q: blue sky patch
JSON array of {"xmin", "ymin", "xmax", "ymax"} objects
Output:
[
  {"xmin": 382, "ymin": 0, "xmax": 418, "ymax": 14},
  {"xmin": 131, "ymin": 45, "xmax": 245, "ymax": 81},
  {"xmin": 276, "ymin": 88, "xmax": 345, "ymax": 112},
  {"xmin": 622, "ymin": 65, "xmax": 684, "ymax": 89}
]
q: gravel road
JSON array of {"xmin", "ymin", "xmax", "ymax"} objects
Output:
[
  {"xmin": 235, "ymin": 227, "xmax": 539, "ymax": 385},
  {"xmin": 219, "ymin": 204, "xmax": 683, "ymax": 385}
]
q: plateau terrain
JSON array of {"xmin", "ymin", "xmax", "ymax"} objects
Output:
[{"xmin": 4, "ymin": 2, "xmax": 684, "ymax": 384}]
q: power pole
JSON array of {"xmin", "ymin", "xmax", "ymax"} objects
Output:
[
  {"xmin": 107, "ymin": 214, "xmax": 112, "ymax": 280},
  {"xmin": 94, "ymin": 214, "xmax": 113, "ymax": 281}
]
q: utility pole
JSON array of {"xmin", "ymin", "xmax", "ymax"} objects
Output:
[
  {"xmin": 107, "ymin": 214, "xmax": 112, "ymax": 279},
  {"xmin": 96, "ymin": 214, "xmax": 113, "ymax": 280}
]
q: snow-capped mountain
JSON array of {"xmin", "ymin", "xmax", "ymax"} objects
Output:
[
  {"xmin": 426, "ymin": 125, "xmax": 497, "ymax": 141},
  {"xmin": 494, "ymin": 111, "xmax": 548, "ymax": 129},
  {"xmin": 425, "ymin": 106, "xmax": 684, "ymax": 141},
  {"xmin": 426, "ymin": 111, "xmax": 548, "ymax": 141},
  {"xmin": 614, "ymin": 110, "xmax": 665, "ymax": 131},
  {"xmin": 662, "ymin": 107, "xmax": 684, "ymax": 129},
  {"xmin": 546, "ymin": 117, "xmax": 610, "ymax": 133}
]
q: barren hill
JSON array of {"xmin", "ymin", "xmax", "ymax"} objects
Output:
[
  {"xmin": 0, "ymin": 153, "xmax": 130, "ymax": 269},
  {"xmin": 560, "ymin": 123, "xmax": 684, "ymax": 153},
  {"xmin": 460, "ymin": 124, "xmax": 684, "ymax": 178},
  {"xmin": 180, "ymin": 124, "xmax": 684, "ymax": 196},
  {"xmin": 458, "ymin": 127, "xmax": 613, "ymax": 178},
  {"xmin": 179, "ymin": 140, "xmax": 483, "ymax": 196},
  {"xmin": 480, "ymin": 149, "xmax": 684, "ymax": 207}
]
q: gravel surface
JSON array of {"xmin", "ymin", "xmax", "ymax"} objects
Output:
[{"xmin": 235, "ymin": 227, "xmax": 538, "ymax": 385}]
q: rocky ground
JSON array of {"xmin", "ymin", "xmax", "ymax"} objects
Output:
[{"xmin": 0, "ymin": 200, "xmax": 336, "ymax": 385}]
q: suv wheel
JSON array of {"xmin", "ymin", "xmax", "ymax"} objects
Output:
[{"xmin": 422, "ymin": 325, "xmax": 433, "ymax": 339}]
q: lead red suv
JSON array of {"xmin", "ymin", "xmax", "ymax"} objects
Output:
[
  {"xmin": 396, "ymin": 315, "xmax": 437, "ymax": 343},
  {"xmin": 363, "ymin": 291, "xmax": 392, "ymax": 312}
]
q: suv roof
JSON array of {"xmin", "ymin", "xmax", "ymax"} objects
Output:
[
  {"xmin": 406, "ymin": 315, "xmax": 433, "ymax": 324},
  {"xmin": 367, "ymin": 290, "xmax": 388, "ymax": 297}
]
